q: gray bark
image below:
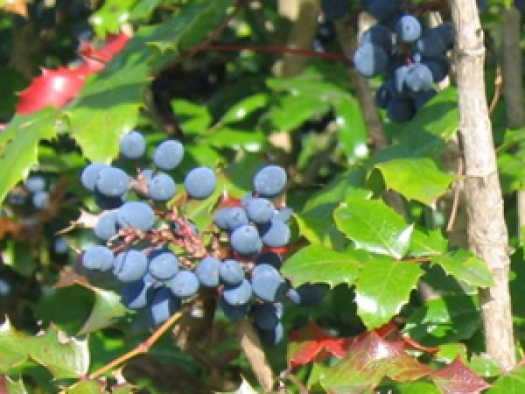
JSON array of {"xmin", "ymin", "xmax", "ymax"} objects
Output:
[{"xmin": 448, "ymin": 0, "xmax": 516, "ymax": 371}]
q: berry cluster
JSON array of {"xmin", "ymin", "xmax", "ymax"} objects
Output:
[
  {"xmin": 354, "ymin": 4, "xmax": 453, "ymax": 122},
  {"xmin": 8, "ymin": 175, "xmax": 50, "ymax": 210},
  {"xmin": 79, "ymin": 131, "xmax": 324, "ymax": 346}
]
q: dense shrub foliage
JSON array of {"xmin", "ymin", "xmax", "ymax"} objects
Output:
[{"xmin": 0, "ymin": 0, "xmax": 525, "ymax": 392}]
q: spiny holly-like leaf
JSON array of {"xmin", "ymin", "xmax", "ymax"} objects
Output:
[
  {"xmin": 0, "ymin": 107, "xmax": 60, "ymax": 204},
  {"xmin": 287, "ymin": 321, "xmax": 352, "ymax": 369},
  {"xmin": 67, "ymin": 1, "xmax": 236, "ymax": 163},
  {"xmin": 334, "ymin": 197, "xmax": 413, "ymax": 259},
  {"xmin": 16, "ymin": 32, "xmax": 130, "ymax": 115},
  {"xmin": 408, "ymin": 228, "xmax": 448, "ymax": 258},
  {"xmin": 296, "ymin": 169, "xmax": 368, "ymax": 249},
  {"xmin": 0, "ymin": 319, "xmax": 89, "ymax": 379},
  {"xmin": 432, "ymin": 357, "xmax": 491, "ymax": 394},
  {"xmin": 281, "ymin": 245, "xmax": 363, "ymax": 288},
  {"xmin": 177, "ymin": 0, "xmax": 237, "ymax": 51},
  {"xmin": 65, "ymin": 61, "xmax": 149, "ymax": 163},
  {"xmin": 487, "ymin": 363, "xmax": 525, "ymax": 393},
  {"xmin": 311, "ymin": 330, "xmax": 431, "ymax": 394},
  {"xmin": 354, "ymin": 256, "xmax": 423, "ymax": 329},
  {"xmin": 374, "ymin": 157, "xmax": 455, "ymax": 207},
  {"xmin": 90, "ymin": 0, "xmax": 137, "ymax": 36},
  {"xmin": 0, "ymin": 320, "xmax": 28, "ymax": 371},
  {"xmin": 78, "ymin": 286, "xmax": 128, "ymax": 335},
  {"xmin": 431, "ymin": 249, "xmax": 494, "ymax": 288},
  {"xmin": 404, "ymin": 295, "xmax": 481, "ymax": 346},
  {"xmin": 15, "ymin": 68, "xmax": 86, "ymax": 115}
]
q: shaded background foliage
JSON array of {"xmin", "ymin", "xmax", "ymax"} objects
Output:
[{"xmin": 0, "ymin": 0, "xmax": 525, "ymax": 393}]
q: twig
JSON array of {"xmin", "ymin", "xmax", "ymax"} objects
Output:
[
  {"xmin": 201, "ymin": 44, "xmax": 352, "ymax": 66},
  {"xmin": 237, "ymin": 319, "xmax": 275, "ymax": 392},
  {"xmin": 280, "ymin": 369, "xmax": 309, "ymax": 394},
  {"xmin": 89, "ymin": 308, "xmax": 186, "ymax": 379},
  {"xmin": 446, "ymin": 157, "xmax": 464, "ymax": 232},
  {"xmin": 183, "ymin": 0, "xmax": 249, "ymax": 60}
]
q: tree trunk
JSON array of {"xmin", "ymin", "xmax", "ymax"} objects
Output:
[
  {"xmin": 500, "ymin": 7, "xmax": 525, "ymax": 232},
  {"xmin": 448, "ymin": 0, "xmax": 516, "ymax": 371}
]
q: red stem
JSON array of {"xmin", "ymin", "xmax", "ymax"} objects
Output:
[{"xmin": 201, "ymin": 43, "xmax": 352, "ymax": 66}]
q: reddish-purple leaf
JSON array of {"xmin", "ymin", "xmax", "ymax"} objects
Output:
[
  {"xmin": 316, "ymin": 331, "xmax": 431, "ymax": 393},
  {"xmin": 432, "ymin": 357, "xmax": 491, "ymax": 394},
  {"xmin": 287, "ymin": 321, "xmax": 352, "ymax": 369},
  {"xmin": 16, "ymin": 32, "xmax": 130, "ymax": 115}
]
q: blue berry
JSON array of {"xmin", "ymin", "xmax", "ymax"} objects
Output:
[
  {"xmin": 113, "ymin": 250, "xmax": 148, "ymax": 282},
  {"xmin": 184, "ymin": 166, "xmax": 217, "ymax": 199},
  {"xmin": 82, "ymin": 245, "xmax": 114, "ymax": 271},
  {"xmin": 253, "ymin": 165, "xmax": 287, "ymax": 198},
  {"xmin": 153, "ymin": 140, "xmax": 184, "ymax": 170},
  {"xmin": 120, "ymin": 131, "xmax": 146, "ymax": 159}
]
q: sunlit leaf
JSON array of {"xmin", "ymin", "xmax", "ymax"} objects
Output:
[
  {"xmin": 281, "ymin": 244, "xmax": 363, "ymax": 288},
  {"xmin": 354, "ymin": 256, "xmax": 422, "ymax": 329},
  {"xmin": 335, "ymin": 197, "xmax": 413, "ymax": 259}
]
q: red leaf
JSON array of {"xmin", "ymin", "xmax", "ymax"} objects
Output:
[
  {"xmin": 287, "ymin": 321, "xmax": 352, "ymax": 369},
  {"xmin": 15, "ymin": 32, "xmax": 130, "ymax": 115},
  {"xmin": 316, "ymin": 331, "xmax": 432, "ymax": 393},
  {"xmin": 16, "ymin": 67, "xmax": 86, "ymax": 115},
  {"xmin": 432, "ymin": 357, "xmax": 491, "ymax": 394},
  {"xmin": 287, "ymin": 321, "xmax": 439, "ymax": 371}
]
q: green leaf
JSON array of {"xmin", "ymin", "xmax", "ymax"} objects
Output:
[
  {"xmin": 78, "ymin": 287, "xmax": 129, "ymax": 335},
  {"xmin": 266, "ymin": 74, "xmax": 350, "ymax": 101},
  {"xmin": 431, "ymin": 249, "xmax": 494, "ymax": 288},
  {"xmin": 130, "ymin": 0, "xmax": 164, "ymax": 21},
  {"xmin": 487, "ymin": 364, "xmax": 525, "ymax": 393},
  {"xmin": 469, "ymin": 354, "xmax": 502, "ymax": 379},
  {"xmin": 334, "ymin": 98, "xmax": 369, "ymax": 161},
  {"xmin": 0, "ymin": 107, "xmax": 60, "ymax": 204},
  {"xmin": 404, "ymin": 295, "xmax": 481, "ymax": 346},
  {"xmin": 371, "ymin": 87, "xmax": 459, "ymax": 164},
  {"xmin": 281, "ymin": 245, "xmax": 362, "ymax": 288},
  {"xmin": 172, "ymin": 99, "xmax": 212, "ymax": 135},
  {"xmin": 263, "ymin": 94, "xmax": 331, "ymax": 132},
  {"xmin": 384, "ymin": 381, "xmax": 441, "ymax": 394},
  {"xmin": 177, "ymin": 0, "xmax": 237, "ymax": 50},
  {"xmin": 297, "ymin": 170, "xmax": 368, "ymax": 249},
  {"xmin": 498, "ymin": 152, "xmax": 525, "ymax": 193},
  {"xmin": 408, "ymin": 228, "xmax": 448, "ymax": 258},
  {"xmin": 334, "ymin": 198, "xmax": 414, "ymax": 259},
  {"xmin": 0, "ymin": 319, "xmax": 90, "ymax": 379},
  {"xmin": 66, "ymin": 61, "xmax": 149, "ymax": 163},
  {"xmin": 354, "ymin": 256, "xmax": 422, "ymax": 329},
  {"xmin": 68, "ymin": 0, "xmax": 237, "ymax": 162},
  {"xmin": 0, "ymin": 320, "xmax": 28, "ymax": 371},
  {"xmin": 219, "ymin": 93, "xmax": 269, "ymax": 125},
  {"xmin": 63, "ymin": 380, "xmax": 107, "ymax": 394},
  {"xmin": 91, "ymin": 0, "xmax": 137, "ymax": 36},
  {"xmin": 374, "ymin": 158, "xmax": 455, "ymax": 207},
  {"xmin": 203, "ymin": 127, "xmax": 268, "ymax": 149}
]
